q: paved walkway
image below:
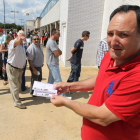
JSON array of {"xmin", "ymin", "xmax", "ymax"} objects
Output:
[{"xmin": 0, "ymin": 46, "xmax": 98, "ymax": 140}]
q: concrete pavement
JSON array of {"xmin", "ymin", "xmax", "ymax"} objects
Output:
[{"xmin": 0, "ymin": 46, "xmax": 98, "ymax": 140}]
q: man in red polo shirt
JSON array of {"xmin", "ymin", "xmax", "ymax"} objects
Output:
[{"xmin": 51, "ymin": 5, "xmax": 140, "ymax": 140}]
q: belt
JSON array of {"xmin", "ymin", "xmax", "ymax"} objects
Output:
[{"xmin": 8, "ymin": 63, "xmax": 19, "ymax": 69}]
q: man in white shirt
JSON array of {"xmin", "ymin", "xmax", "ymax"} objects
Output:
[
  {"xmin": 37, "ymin": 30, "xmax": 41, "ymax": 39},
  {"xmin": 6, "ymin": 30, "xmax": 27, "ymax": 109}
]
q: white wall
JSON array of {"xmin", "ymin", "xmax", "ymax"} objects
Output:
[
  {"xmin": 65, "ymin": 0, "xmax": 104, "ymax": 66},
  {"xmin": 59, "ymin": 0, "xmax": 69, "ymax": 66},
  {"xmin": 40, "ymin": 1, "xmax": 60, "ymax": 27},
  {"xmin": 101, "ymin": 0, "xmax": 140, "ymax": 39}
]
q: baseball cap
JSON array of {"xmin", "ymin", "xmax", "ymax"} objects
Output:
[{"xmin": 0, "ymin": 28, "xmax": 3, "ymax": 32}]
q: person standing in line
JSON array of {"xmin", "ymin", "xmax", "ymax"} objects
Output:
[
  {"xmin": 44, "ymin": 31, "xmax": 48, "ymax": 46},
  {"xmin": 67, "ymin": 31, "xmax": 90, "ymax": 82},
  {"xmin": 21, "ymin": 44, "xmax": 27, "ymax": 91},
  {"xmin": 46, "ymin": 28, "xmax": 66, "ymax": 97},
  {"xmin": 41, "ymin": 30, "xmax": 45, "ymax": 45},
  {"xmin": 26, "ymin": 34, "xmax": 44, "ymax": 97},
  {"xmin": 6, "ymin": 30, "xmax": 26, "ymax": 109},
  {"xmin": 37, "ymin": 30, "xmax": 41, "ymax": 39},
  {"xmin": 9, "ymin": 29, "xmax": 13, "ymax": 35},
  {"xmin": 0, "ymin": 34, "xmax": 13, "ymax": 85},
  {"xmin": 0, "ymin": 47, "xmax": 3, "ymax": 79},
  {"xmin": 26, "ymin": 29, "xmax": 31, "ymax": 47},
  {"xmin": 96, "ymin": 38, "xmax": 108, "ymax": 69},
  {"xmin": 0, "ymin": 28, "xmax": 6, "ymax": 79}
]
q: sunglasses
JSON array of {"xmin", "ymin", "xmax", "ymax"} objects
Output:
[{"xmin": 33, "ymin": 38, "xmax": 39, "ymax": 40}]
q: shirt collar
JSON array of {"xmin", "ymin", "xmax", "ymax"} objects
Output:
[
  {"xmin": 33, "ymin": 43, "xmax": 40, "ymax": 48},
  {"xmin": 108, "ymin": 54, "xmax": 140, "ymax": 71}
]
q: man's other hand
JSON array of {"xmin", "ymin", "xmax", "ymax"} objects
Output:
[
  {"xmin": 33, "ymin": 69, "xmax": 38, "ymax": 75},
  {"xmin": 50, "ymin": 95, "xmax": 68, "ymax": 107}
]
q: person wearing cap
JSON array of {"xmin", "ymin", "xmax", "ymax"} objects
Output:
[
  {"xmin": 0, "ymin": 28, "xmax": 6, "ymax": 44},
  {"xmin": 6, "ymin": 30, "xmax": 26, "ymax": 109}
]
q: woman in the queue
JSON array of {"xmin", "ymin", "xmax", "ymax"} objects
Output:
[{"xmin": 0, "ymin": 34, "xmax": 13, "ymax": 85}]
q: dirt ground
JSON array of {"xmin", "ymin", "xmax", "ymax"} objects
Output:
[{"xmin": 0, "ymin": 46, "xmax": 98, "ymax": 140}]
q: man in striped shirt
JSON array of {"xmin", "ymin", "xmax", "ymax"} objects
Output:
[{"xmin": 96, "ymin": 38, "xmax": 108, "ymax": 69}]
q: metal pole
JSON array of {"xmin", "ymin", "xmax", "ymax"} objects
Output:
[
  {"xmin": 19, "ymin": 19, "xmax": 24, "ymax": 26},
  {"xmin": 11, "ymin": 10, "xmax": 19, "ymax": 31},
  {"xmin": 14, "ymin": 8, "xmax": 15, "ymax": 28},
  {"xmin": 3, "ymin": 0, "xmax": 6, "ymax": 33}
]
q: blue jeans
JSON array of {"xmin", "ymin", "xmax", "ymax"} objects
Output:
[
  {"xmin": 47, "ymin": 64, "xmax": 66, "ymax": 97},
  {"xmin": 21, "ymin": 61, "xmax": 27, "ymax": 91},
  {"xmin": 67, "ymin": 63, "xmax": 81, "ymax": 82},
  {"xmin": 3, "ymin": 57, "xmax": 8, "ymax": 81}
]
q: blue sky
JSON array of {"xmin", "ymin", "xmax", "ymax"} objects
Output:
[{"xmin": 0, "ymin": 0, "xmax": 49, "ymax": 25}]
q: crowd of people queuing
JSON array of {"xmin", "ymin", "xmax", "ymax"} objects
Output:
[
  {"xmin": 1, "ymin": 4, "xmax": 140, "ymax": 140},
  {"xmin": 0, "ymin": 27, "xmax": 90, "ymax": 109}
]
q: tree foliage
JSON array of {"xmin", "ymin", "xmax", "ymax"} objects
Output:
[
  {"xmin": 0, "ymin": 22, "xmax": 22, "ymax": 30},
  {"xmin": 17, "ymin": 25, "xmax": 22, "ymax": 31}
]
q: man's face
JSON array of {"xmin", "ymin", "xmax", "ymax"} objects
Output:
[
  {"xmin": 32, "ymin": 36, "xmax": 39, "ymax": 45},
  {"xmin": 84, "ymin": 34, "xmax": 90, "ymax": 41},
  {"xmin": 54, "ymin": 30, "xmax": 60, "ymax": 40},
  {"xmin": 107, "ymin": 11, "xmax": 140, "ymax": 65},
  {"xmin": 18, "ymin": 33, "xmax": 26, "ymax": 42}
]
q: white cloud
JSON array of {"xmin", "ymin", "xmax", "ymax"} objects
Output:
[
  {"xmin": 0, "ymin": 0, "xmax": 49, "ymax": 24},
  {"xmin": 6, "ymin": 17, "xmax": 14, "ymax": 23}
]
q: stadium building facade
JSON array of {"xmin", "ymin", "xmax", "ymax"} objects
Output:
[{"xmin": 35, "ymin": 0, "xmax": 139, "ymax": 67}]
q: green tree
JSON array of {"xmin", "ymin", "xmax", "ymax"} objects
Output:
[
  {"xmin": 0, "ymin": 23, "xmax": 22, "ymax": 30},
  {"xmin": 17, "ymin": 25, "xmax": 22, "ymax": 31}
]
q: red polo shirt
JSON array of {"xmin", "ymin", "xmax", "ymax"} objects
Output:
[{"xmin": 81, "ymin": 52, "xmax": 140, "ymax": 140}]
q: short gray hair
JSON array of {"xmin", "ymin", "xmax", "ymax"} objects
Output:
[{"xmin": 17, "ymin": 30, "xmax": 25, "ymax": 36}]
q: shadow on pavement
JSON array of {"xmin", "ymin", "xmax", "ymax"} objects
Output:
[
  {"xmin": 0, "ymin": 89, "xmax": 10, "ymax": 95},
  {"xmin": 25, "ymin": 76, "xmax": 46, "ymax": 82},
  {"xmin": 66, "ymin": 91, "xmax": 93, "ymax": 100},
  {"xmin": 23, "ymin": 96, "xmax": 50, "ymax": 106}
]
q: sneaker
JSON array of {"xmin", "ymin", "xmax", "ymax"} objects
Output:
[
  {"xmin": 21, "ymin": 87, "xmax": 27, "ymax": 91},
  {"xmin": 16, "ymin": 104, "xmax": 26, "ymax": 109},
  {"xmin": 3, "ymin": 81, "xmax": 7, "ymax": 85}
]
